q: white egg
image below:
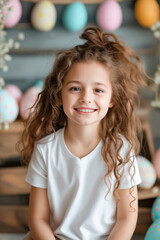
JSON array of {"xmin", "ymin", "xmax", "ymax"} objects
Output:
[
  {"xmin": 31, "ymin": 0, "xmax": 57, "ymax": 31},
  {"xmin": 137, "ymin": 155, "xmax": 157, "ymax": 189}
]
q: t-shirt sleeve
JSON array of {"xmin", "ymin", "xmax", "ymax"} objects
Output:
[
  {"xmin": 25, "ymin": 144, "xmax": 48, "ymax": 188},
  {"xmin": 119, "ymin": 152, "xmax": 142, "ymax": 189},
  {"xmin": 117, "ymin": 137, "xmax": 142, "ymax": 189}
]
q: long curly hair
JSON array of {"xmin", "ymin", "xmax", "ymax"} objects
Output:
[{"xmin": 20, "ymin": 27, "xmax": 148, "ymax": 203}]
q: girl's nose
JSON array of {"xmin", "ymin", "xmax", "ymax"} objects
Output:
[{"xmin": 80, "ymin": 90, "xmax": 92, "ymax": 103}]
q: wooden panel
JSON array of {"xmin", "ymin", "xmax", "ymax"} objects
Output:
[
  {"xmin": 0, "ymin": 167, "xmax": 30, "ymax": 195},
  {"xmin": 135, "ymin": 207, "xmax": 152, "ymax": 234},
  {"xmin": 0, "ymin": 205, "xmax": 29, "ymax": 233}
]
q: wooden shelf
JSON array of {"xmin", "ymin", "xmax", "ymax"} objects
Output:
[
  {"xmin": 138, "ymin": 186, "xmax": 160, "ymax": 200},
  {"xmin": 0, "ymin": 120, "xmax": 24, "ymax": 134},
  {"xmin": 21, "ymin": 0, "xmax": 124, "ymax": 4}
]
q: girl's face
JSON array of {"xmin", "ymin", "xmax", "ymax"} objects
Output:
[{"xmin": 61, "ymin": 61, "xmax": 113, "ymax": 129}]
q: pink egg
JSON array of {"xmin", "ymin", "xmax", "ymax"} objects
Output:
[
  {"xmin": 19, "ymin": 86, "xmax": 41, "ymax": 120},
  {"xmin": 96, "ymin": 0, "xmax": 122, "ymax": 31},
  {"xmin": 153, "ymin": 148, "xmax": 160, "ymax": 179},
  {"xmin": 3, "ymin": 0, "xmax": 22, "ymax": 28},
  {"xmin": 5, "ymin": 84, "xmax": 23, "ymax": 105}
]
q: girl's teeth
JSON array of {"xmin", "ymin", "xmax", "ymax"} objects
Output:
[{"xmin": 77, "ymin": 109, "xmax": 94, "ymax": 112}]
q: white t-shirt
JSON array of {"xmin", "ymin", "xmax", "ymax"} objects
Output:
[{"xmin": 26, "ymin": 128, "xmax": 141, "ymax": 240}]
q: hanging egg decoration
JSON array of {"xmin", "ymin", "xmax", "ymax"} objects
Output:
[
  {"xmin": 19, "ymin": 86, "xmax": 41, "ymax": 120},
  {"xmin": 0, "ymin": 89, "xmax": 19, "ymax": 129},
  {"xmin": 5, "ymin": 84, "xmax": 23, "ymax": 105},
  {"xmin": 62, "ymin": 2, "xmax": 88, "ymax": 32},
  {"xmin": 31, "ymin": 0, "xmax": 57, "ymax": 31},
  {"xmin": 137, "ymin": 155, "xmax": 157, "ymax": 189},
  {"xmin": 96, "ymin": 0, "xmax": 123, "ymax": 31},
  {"xmin": 134, "ymin": 0, "xmax": 159, "ymax": 28},
  {"xmin": 3, "ymin": 0, "xmax": 22, "ymax": 28}
]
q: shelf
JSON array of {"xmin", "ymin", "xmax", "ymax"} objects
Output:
[
  {"xmin": 21, "ymin": 0, "xmax": 124, "ymax": 4},
  {"xmin": 138, "ymin": 185, "xmax": 160, "ymax": 200},
  {"xmin": 0, "ymin": 120, "xmax": 24, "ymax": 133}
]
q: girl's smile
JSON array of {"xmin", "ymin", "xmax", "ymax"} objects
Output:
[{"xmin": 61, "ymin": 61, "xmax": 113, "ymax": 128}]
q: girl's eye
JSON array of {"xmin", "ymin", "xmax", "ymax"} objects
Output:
[
  {"xmin": 94, "ymin": 89, "xmax": 103, "ymax": 93},
  {"xmin": 70, "ymin": 87, "xmax": 80, "ymax": 92}
]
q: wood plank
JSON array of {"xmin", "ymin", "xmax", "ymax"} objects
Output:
[
  {"xmin": 138, "ymin": 186, "xmax": 160, "ymax": 200},
  {"xmin": 21, "ymin": 0, "xmax": 124, "ymax": 4},
  {"xmin": 0, "ymin": 205, "xmax": 29, "ymax": 233},
  {"xmin": 0, "ymin": 167, "xmax": 30, "ymax": 195},
  {"xmin": 0, "ymin": 120, "xmax": 24, "ymax": 133},
  {"xmin": 135, "ymin": 207, "xmax": 152, "ymax": 234},
  {"xmin": 10, "ymin": 47, "xmax": 156, "ymax": 56}
]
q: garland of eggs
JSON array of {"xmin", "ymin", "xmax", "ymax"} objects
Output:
[
  {"xmin": 3, "ymin": 0, "xmax": 160, "ymax": 32},
  {"xmin": 3, "ymin": 0, "xmax": 123, "ymax": 32}
]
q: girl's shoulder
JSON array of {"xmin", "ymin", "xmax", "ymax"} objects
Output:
[{"xmin": 36, "ymin": 128, "xmax": 64, "ymax": 146}]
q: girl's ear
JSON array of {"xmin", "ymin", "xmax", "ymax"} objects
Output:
[{"xmin": 109, "ymin": 101, "xmax": 114, "ymax": 108}]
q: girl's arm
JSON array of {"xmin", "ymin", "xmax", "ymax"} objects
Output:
[
  {"xmin": 107, "ymin": 186, "xmax": 138, "ymax": 240},
  {"xmin": 29, "ymin": 186, "xmax": 56, "ymax": 240}
]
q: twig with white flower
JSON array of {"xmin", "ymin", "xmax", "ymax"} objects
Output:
[
  {"xmin": 0, "ymin": 0, "xmax": 25, "ymax": 73},
  {"xmin": 150, "ymin": 21, "xmax": 160, "ymax": 108}
]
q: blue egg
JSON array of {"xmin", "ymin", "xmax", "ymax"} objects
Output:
[
  {"xmin": 152, "ymin": 196, "xmax": 160, "ymax": 221},
  {"xmin": 0, "ymin": 89, "xmax": 19, "ymax": 124},
  {"xmin": 62, "ymin": 2, "xmax": 88, "ymax": 32},
  {"xmin": 34, "ymin": 79, "xmax": 44, "ymax": 90},
  {"xmin": 144, "ymin": 219, "xmax": 160, "ymax": 240}
]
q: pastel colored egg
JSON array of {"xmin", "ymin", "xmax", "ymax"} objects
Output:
[
  {"xmin": 96, "ymin": 0, "xmax": 122, "ymax": 31},
  {"xmin": 5, "ymin": 84, "xmax": 23, "ymax": 104},
  {"xmin": 153, "ymin": 148, "xmax": 160, "ymax": 179},
  {"xmin": 3, "ymin": 0, "xmax": 22, "ymax": 28},
  {"xmin": 0, "ymin": 89, "xmax": 19, "ymax": 124},
  {"xmin": 137, "ymin": 155, "xmax": 157, "ymax": 189},
  {"xmin": 62, "ymin": 2, "xmax": 88, "ymax": 32},
  {"xmin": 144, "ymin": 219, "xmax": 160, "ymax": 240},
  {"xmin": 151, "ymin": 196, "xmax": 160, "ymax": 221},
  {"xmin": 134, "ymin": 0, "xmax": 159, "ymax": 28},
  {"xmin": 19, "ymin": 86, "xmax": 41, "ymax": 120},
  {"xmin": 34, "ymin": 80, "xmax": 44, "ymax": 90},
  {"xmin": 31, "ymin": 0, "xmax": 57, "ymax": 31}
]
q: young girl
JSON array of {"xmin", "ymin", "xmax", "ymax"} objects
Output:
[{"xmin": 21, "ymin": 27, "xmax": 147, "ymax": 240}]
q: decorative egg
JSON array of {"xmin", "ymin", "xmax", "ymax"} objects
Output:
[
  {"xmin": 134, "ymin": 0, "xmax": 159, "ymax": 28},
  {"xmin": 19, "ymin": 86, "xmax": 41, "ymax": 120},
  {"xmin": 5, "ymin": 84, "xmax": 23, "ymax": 105},
  {"xmin": 144, "ymin": 219, "xmax": 160, "ymax": 240},
  {"xmin": 96, "ymin": 0, "xmax": 122, "ymax": 31},
  {"xmin": 137, "ymin": 155, "xmax": 157, "ymax": 189},
  {"xmin": 0, "ymin": 89, "xmax": 19, "ymax": 124},
  {"xmin": 34, "ymin": 80, "xmax": 44, "ymax": 90},
  {"xmin": 31, "ymin": 0, "xmax": 57, "ymax": 31},
  {"xmin": 62, "ymin": 2, "xmax": 88, "ymax": 32},
  {"xmin": 153, "ymin": 148, "xmax": 160, "ymax": 179},
  {"xmin": 3, "ymin": 0, "xmax": 22, "ymax": 28},
  {"xmin": 151, "ymin": 196, "xmax": 160, "ymax": 221}
]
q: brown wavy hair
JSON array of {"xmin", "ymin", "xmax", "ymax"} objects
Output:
[{"xmin": 20, "ymin": 27, "xmax": 148, "ymax": 204}]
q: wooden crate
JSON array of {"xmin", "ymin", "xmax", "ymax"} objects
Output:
[
  {"xmin": 0, "ymin": 120, "xmax": 24, "ymax": 160},
  {"xmin": 0, "ymin": 166, "xmax": 30, "ymax": 232}
]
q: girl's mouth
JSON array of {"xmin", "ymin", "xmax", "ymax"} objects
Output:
[{"xmin": 74, "ymin": 108, "xmax": 97, "ymax": 113}]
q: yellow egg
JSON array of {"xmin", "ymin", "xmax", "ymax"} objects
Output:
[
  {"xmin": 134, "ymin": 0, "xmax": 159, "ymax": 28},
  {"xmin": 31, "ymin": 0, "xmax": 57, "ymax": 31}
]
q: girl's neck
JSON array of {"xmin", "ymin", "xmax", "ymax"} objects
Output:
[{"xmin": 64, "ymin": 123, "xmax": 101, "ymax": 158}]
